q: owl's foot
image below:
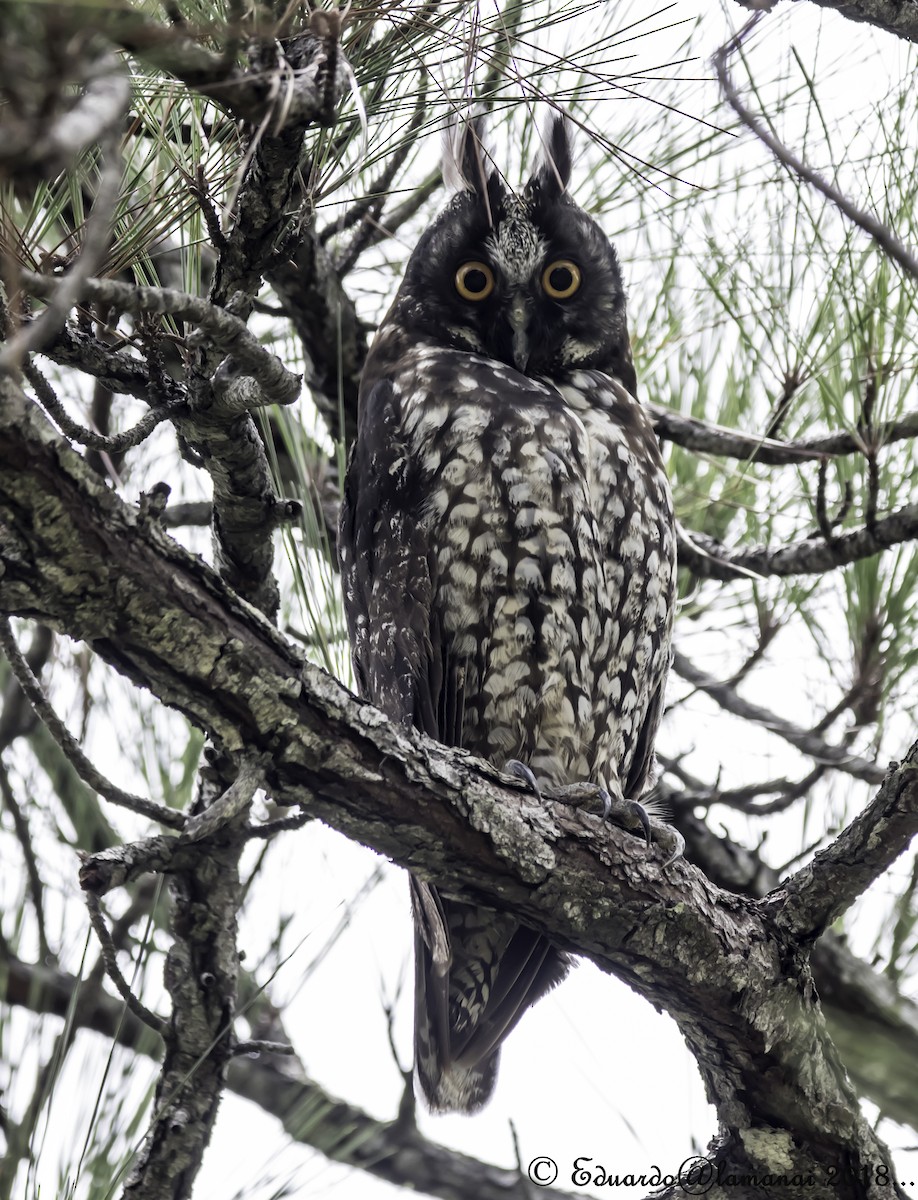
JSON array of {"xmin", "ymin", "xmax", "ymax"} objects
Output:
[
  {"xmin": 503, "ymin": 763, "xmax": 683, "ymax": 865},
  {"xmin": 558, "ymin": 784, "xmax": 684, "ymax": 864},
  {"xmin": 549, "ymin": 783, "xmax": 650, "ymax": 843}
]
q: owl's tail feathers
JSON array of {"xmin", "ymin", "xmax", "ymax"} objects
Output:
[
  {"xmin": 415, "ymin": 1032, "xmax": 500, "ymax": 1115},
  {"xmin": 412, "ymin": 879, "xmax": 570, "ymax": 1113}
]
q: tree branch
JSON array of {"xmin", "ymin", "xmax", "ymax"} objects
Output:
[
  {"xmin": 23, "ymin": 359, "xmax": 179, "ymax": 453},
  {"xmin": 18, "ymin": 272, "xmax": 301, "ymax": 407},
  {"xmin": 670, "ymin": 790, "xmax": 918, "ymax": 1132},
  {"xmin": 785, "ymin": 0, "xmax": 918, "ymax": 44},
  {"xmin": 0, "ymin": 951, "xmax": 593, "ymax": 1200},
  {"xmin": 672, "ymin": 649, "xmax": 885, "ymax": 783},
  {"xmin": 677, "ymin": 504, "xmax": 918, "ymax": 581},
  {"xmin": 84, "ymin": 891, "xmax": 166, "ymax": 1034},
  {"xmin": 0, "ymin": 616, "xmax": 185, "ymax": 828},
  {"xmin": 770, "ymin": 747, "xmax": 918, "ymax": 941},
  {"xmin": 650, "ymin": 402, "xmax": 918, "ymax": 464},
  {"xmin": 715, "ymin": 13, "xmax": 918, "ymax": 280},
  {"xmin": 0, "ymin": 49, "xmax": 131, "ymax": 176}
]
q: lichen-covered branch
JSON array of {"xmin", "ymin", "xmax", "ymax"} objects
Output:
[
  {"xmin": 782, "ymin": 0, "xmax": 918, "ymax": 44},
  {"xmin": 19, "ymin": 272, "xmax": 300, "ymax": 407},
  {"xmin": 122, "ymin": 763, "xmax": 248, "ymax": 1200}
]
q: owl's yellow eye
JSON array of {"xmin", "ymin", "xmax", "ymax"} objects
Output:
[
  {"xmin": 455, "ymin": 261, "xmax": 495, "ymax": 301},
  {"xmin": 542, "ymin": 259, "xmax": 581, "ymax": 299}
]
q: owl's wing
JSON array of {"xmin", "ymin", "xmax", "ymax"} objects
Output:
[
  {"xmin": 623, "ymin": 673, "xmax": 667, "ymax": 800},
  {"xmin": 338, "ymin": 378, "xmax": 443, "ymax": 737}
]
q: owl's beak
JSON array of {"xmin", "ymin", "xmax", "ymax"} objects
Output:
[{"xmin": 508, "ymin": 298, "xmax": 530, "ymax": 373}]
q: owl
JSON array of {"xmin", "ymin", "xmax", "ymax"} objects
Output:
[{"xmin": 338, "ymin": 113, "xmax": 677, "ymax": 1113}]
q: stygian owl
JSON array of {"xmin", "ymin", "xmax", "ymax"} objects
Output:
[{"xmin": 338, "ymin": 114, "xmax": 677, "ymax": 1113}]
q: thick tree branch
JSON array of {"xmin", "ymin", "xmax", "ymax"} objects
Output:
[
  {"xmin": 670, "ymin": 793, "xmax": 918, "ymax": 1131},
  {"xmin": 0, "ymin": 369, "xmax": 907, "ymax": 1196},
  {"xmin": 781, "ymin": 0, "xmax": 918, "ymax": 44}
]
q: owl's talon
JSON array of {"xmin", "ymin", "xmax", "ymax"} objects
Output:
[
  {"xmin": 504, "ymin": 759, "xmax": 542, "ymax": 801},
  {"xmin": 628, "ymin": 800, "xmax": 651, "ymax": 846},
  {"xmin": 598, "ymin": 788, "xmax": 612, "ymax": 820}
]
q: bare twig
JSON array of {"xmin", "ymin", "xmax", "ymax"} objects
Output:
[
  {"xmin": 672, "ymin": 648, "xmax": 885, "ymax": 784},
  {"xmin": 85, "ymin": 892, "xmax": 166, "ymax": 1034},
  {"xmin": 0, "ymin": 618, "xmax": 185, "ymax": 829},
  {"xmin": 232, "ymin": 1039, "xmax": 295, "ymax": 1056},
  {"xmin": 23, "ymin": 359, "xmax": 180, "ymax": 453},
  {"xmin": 0, "ymin": 759, "xmax": 50, "ymax": 960},
  {"xmin": 660, "ymin": 753, "xmax": 829, "ymax": 816},
  {"xmin": 0, "ymin": 623, "xmax": 52, "ymax": 751},
  {"xmin": 714, "ymin": 15, "xmax": 918, "ymax": 280},
  {"xmin": 243, "ymin": 808, "xmax": 313, "ymax": 838}
]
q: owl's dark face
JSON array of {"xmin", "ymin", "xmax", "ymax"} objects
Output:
[{"xmin": 390, "ymin": 117, "xmax": 636, "ymax": 393}]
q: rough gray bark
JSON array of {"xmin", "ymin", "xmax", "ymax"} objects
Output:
[
  {"xmin": 786, "ymin": 0, "xmax": 918, "ymax": 44},
  {"xmin": 674, "ymin": 805, "xmax": 918, "ymax": 1130},
  {"xmin": 3, "ymin": 366, "xmax": 917, "ymax": 1198}
]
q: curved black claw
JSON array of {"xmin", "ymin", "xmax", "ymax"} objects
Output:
[
  {"xmin": 629, "ymin": 800, "xmax": 652, "ymax": 846},
  {"xmin": 504, "ymin": 759, "xmax": 542, "ymax": 802}
]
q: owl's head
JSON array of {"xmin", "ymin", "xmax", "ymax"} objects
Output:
[{"xmin": 390, "ymin": 113, "xmax": 635, "ymax": 393}]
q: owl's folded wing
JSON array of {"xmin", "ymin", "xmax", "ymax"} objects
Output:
[{"xmin": 338, "ymin": 378, "xmax": 443, "ymax": 738}]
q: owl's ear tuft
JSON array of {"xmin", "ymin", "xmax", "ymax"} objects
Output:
[
  {"xmin": 526, "ymin": 112, "xmax": 574, "ymax": 201},
  {"xmin": 443, "ymin": 114, "xmax": 495, "ymax": 195}
]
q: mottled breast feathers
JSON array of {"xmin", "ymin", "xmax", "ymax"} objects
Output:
[{"xmin": 338, "ymin": 113, "xmax": 676, "ymax": 1113}]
